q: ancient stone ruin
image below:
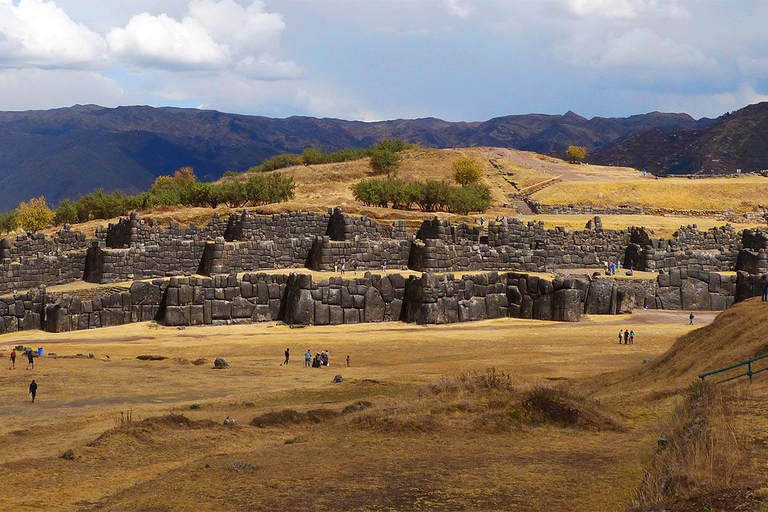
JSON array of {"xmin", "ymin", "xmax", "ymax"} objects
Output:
[{"xmin": 0, "ymin": 208, "xmax": 765, "ymax": 334}]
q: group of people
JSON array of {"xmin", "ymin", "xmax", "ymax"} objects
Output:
[
  {"xmin": 333, "ymin": 260, "xmax": 355, "ymax": 276},
  {"xmin": 604, "ymin": 260, "xmax": 621, "ymax": 275},
  {"xmin": 9, "ymin": 348, "xmax": 34, "ymax": 370},
  {"xmin": 618, "ymin": 329, "xmax": 635, "ymax": 344},
  {"xmin": 9, "ymin": 348, "xmax": 38, "ymax": 402},
  {"xmin": 332, "ymin": 259, "xmax": 388, "ymax": 275}
]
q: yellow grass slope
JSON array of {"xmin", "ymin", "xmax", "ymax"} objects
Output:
[{"xmin": 583, "ymin": 298, "xmax": 768, "ymax": 398}]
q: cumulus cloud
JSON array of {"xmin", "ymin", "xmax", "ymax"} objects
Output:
[
  {"xmin": 107, "ymin": 0, "xmax": 300, "ymax": 77},
  {"xmin": 593, "ymin": 28, "xmax": 715, "ymax": 70},
  {"xmin": 0, "ymin": 0, "xmax": 108, "ymax": 68},
  {"xmin": 0, "ymin": 68, "xmax": 125, "ymax": 110},
  {"xmin": 107, "ymin": 13, "xmax": 228, "ymax": 69},
  {"xmin": 560, "ymin": 0, "xmax": 687, "ymax": 20},
  {"xmin": 445, "ymin": 0, "xmax": 475, "ymax": 19}
]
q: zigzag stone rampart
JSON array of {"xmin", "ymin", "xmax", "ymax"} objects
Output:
[{"xmin": 0, "ymin": 208, "xmax": 766, "ymax": 334}]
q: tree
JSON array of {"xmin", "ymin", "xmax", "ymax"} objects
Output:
[
  {"xmin": 370, "ymin": 147, "xmax": 400, "ymax": 175},
  {"xmin": 16, "ymin": 196, "xmax": 55, "ymax": 232},
  {"xmin": 452, "ymin": 155, "xmax": 484, "ymax": 186},
  {"xmin": 566, "ymin": 145, "xmax": 587, "ymax": 163},
  {"xmin": 0, "ymin": 211, "xmax": 18, "ymax": 234}
]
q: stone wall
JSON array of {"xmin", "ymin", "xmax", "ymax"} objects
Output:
[
  {"xmin": 0, "ymin": 227, "xmax": 88, "ymax": 295},
  {"xmin": 307, "ymin": 237, "xmax": 411, "ymax": 271},
  {"xmin": 163, "ymin": 274, "xmax": 287, "ymax": 326}
]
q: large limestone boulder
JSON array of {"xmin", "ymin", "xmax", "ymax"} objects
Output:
[
  {"xmin": 656, "ymin": 286, "xmax": 682, "ymax": 310},
  {"xmin": 584, "ymin": 279, "xmax": 615, "ymax": 315},
  {"xmin": 552, "ymin": 289, "xmax": 581, "ymax": 322},
  {"xmin": 363, "ymin": 287, "xmax": 385, "ymax": 322},
  {"xmin": 681, "ymin": 278, "xmax": 711, "ymax": 310}
]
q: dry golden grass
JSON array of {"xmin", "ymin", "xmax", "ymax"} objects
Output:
[
  {"xmin": 0, "ymin": 309, "xmax": 714, "ymax": 511},
  {"xmin": 534, "ymin": 175, "xmax": 768, "ymax": 214}
]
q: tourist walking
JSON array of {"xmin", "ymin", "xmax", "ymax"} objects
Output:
[
  {"xmin": 305, "ymin": 349, "xmax": 312, "ymax": 367},
  {"xmin": 689, "ymin": 312, "xmax": 695, "ymax": 325},
  {"xmin": 346, "ymin": 355, "xmax": 350, "ymax": 367},
  {"xmin": 283, "ymin": 348, "xmax": 290, "ymax": 365},
  {"xmin": 761, "ymin": 275, "xmax": 768, "ymax": 302},
  {"xmin": 341, "ymin": 261, "xmax": 346, "ymax": 276},
  {"xmin": 9, "ymin": 348, "xmax": 16, "ymax": 370},
  {"xmin": 623, "ymin": 329, "xmax": 629, "ymax": 344},
  {"xmin": 629, "ymin": 330, "xmax": 635, "ymax": 344},
  {"xmin": 618, "ymin": 330, "xmax": 623, "ymax": 344},
  {"xmin": 29, "ymin": 380, "xmax": 37, "ymax": 403},
  {"xmin": 25, "ymin": 349, "xmax": 34, "ymax": 370}
]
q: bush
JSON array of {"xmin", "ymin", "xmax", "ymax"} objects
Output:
[
  {"xmin": 16, "ymin": 196, "xmax": 55, "ymax": 232},
  {"xmin": 0, "ymin": 211, "xmax": 18, "ymax": 234},
  {"xmin": 369, "ymin": 147, "xmax": 400, "ymax": 175},
  {"xmin": 566, "ymin": 145, "xmax": 587, "ymax": 162},
  {"xmin": 447, "ymin": 184, "xmax": 491, "ymax": 214},
  {"xmin": 351, "ymin": 177, "xmax": 488, "ymax": 213},
  {"xmin": 452, "ymin": 156, "xmax": 484, "ymax": 186}
]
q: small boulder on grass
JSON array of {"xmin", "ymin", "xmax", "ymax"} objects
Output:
[{"xmin": 214, "ymin": 358, "xmax": 229, "ymax": 369}]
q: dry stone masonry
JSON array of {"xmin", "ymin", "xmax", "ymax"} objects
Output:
[{"xmin": 0, "ymin": 208, "xmax": 767, "ymax": 334}]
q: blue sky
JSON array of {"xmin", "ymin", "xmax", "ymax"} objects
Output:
[{"xmin": 0, "ymin": 0, "xmax": 766, "ymax": 121}]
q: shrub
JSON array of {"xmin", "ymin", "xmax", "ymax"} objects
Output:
[
  {"xmin": 369, "ymin": 147, "xmax": 400, "ymax": 175},
  {"xmin": 0, "ymin": 211, "xmax": 18, "ymax": 234},
  {"xmin": 566, "ymin": 145, "xmax": 587, "ymax": 162},
  {"xmin": 54, "ymin": 199, "xmax": 78, "ymax": 224},
  {"xmin": 452, "ymin": 155, "xmax": 484, "ymax": 186},
  {"xmin": 447, "ymin": 184, "xmax": 491, "ymax": 214},
  {"xmin": 16, "ymin": 196, "xmax": 55, "ymax": 232}
]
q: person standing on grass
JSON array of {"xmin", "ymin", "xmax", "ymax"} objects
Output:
[
  {"xmin": 624, "ymin": 329, "xmax": 629, "ymax": 344},
  {"xmin": 346, "ymin": 355, "xmax": 350, "ymax": 367},
  {"xmin": 618, "ymin": 330, "xmax": 623, "ymax": 344},
  {"xmin": 761, "ymin": 275, "xmax": 768, "ymax": 302},
  {"xmin": 9, "ymin": 348, "xmax": 16, "ymax": 370},
  {"xmin": 29, "ymin": 380, "xmax": 37, "ymax": 403},
  {"xmin": 689, "ymin": 312, "xmax": 695, "ymax": 325},
  {"xmin": 283, "ymin": 348, "xmax": 290, "ymax": 365},
  {"xmin": 630, "ymin": 330, "xmax": 635, "ymax": 344},
  {"xmin": 25, "ymin": 349, "xmax": 34, "ymax": 370},
  {"xmin": 305, "ymin": 349, "xmax": 312, "ymax": 367}
]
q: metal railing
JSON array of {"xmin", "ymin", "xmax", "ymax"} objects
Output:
[{"xmin": 698, "ymin": 353, "xmax": 768, "ymax": 384}]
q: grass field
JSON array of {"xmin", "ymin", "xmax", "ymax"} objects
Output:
[
  {"xmin": 533, "ymin": 175, "xmax": 768, "ymax": 214},
  {"xmin": 0, "ymin": 309, "xmax": 721, "ymax": 511}
]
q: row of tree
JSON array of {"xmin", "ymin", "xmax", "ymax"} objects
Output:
[
  {"xmin": 352, "ymin": 178, "xmax": 491, "ymax": 214},
  {"xmin": 247, "ymin": 139, "xmax": 414, "ymax": 175},
  {"xmin": 0, "ymin": 168, "xmax": 296, "ymax": 233}
]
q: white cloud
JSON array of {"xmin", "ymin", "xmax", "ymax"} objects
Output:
[
  {"xmin": 107, "ymin": 12, "xmax": 228, "ymax": 69},
  {"xmin": 594, "ymin": 28, "xmax": 715, "ymax": 70},
  {"xmin": 445, "ymin": 0, "xmax": 475, "ymax": 19},
  {"xmin": 560, "ymin": 0, "xmax": 688, "ymax": 20},
  {"xmin": 738, "ymin": 55, "xmax": 768, "ymax": 78},
  {"xmin": 107, "ymin": 0, "xmax": 300, "ymax": 77},
  {"xmin": 654, "ymin": 84, "xmax": 768, "ymax": 118},
  {"xmin": 0, "ymin": 68, "xmax": 125, "ymax": 110},
  {"xmin": 0, "ymin": 0, "xmax": 108, "ymax": 68}
]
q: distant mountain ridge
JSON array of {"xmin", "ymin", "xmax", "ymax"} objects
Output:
[
  {"xmin": 589, "ymin": 102, "xmax": 768, "ymax": 175},
  {"xmin": 0, "ymin": 104, "xmax": 722, "ymax": 206}
]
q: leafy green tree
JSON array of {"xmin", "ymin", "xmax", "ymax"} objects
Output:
[
  {"xmin": 0, "ymin": 211, "xmax": 18, "ymax": 234},
  {"xmin": 452, "ymin": 156, "xmax": 484, "ymax": 186},
  {"xmin": 370, "ymin": 147, "xmax": 400, "ymax": 175},
  {"xmin": 301, "ymin": 148, "xmax": 326, "ymax": 165},
  {"xmin": 566, "ymin": 145, "xmax": 587, "ymax": 163},
  {"xmin": 55, "ymin": 199, "xmax": 79, "ymax": 224},
  {"xmin": 16, "ymin": 196, "xmax": 55, "ymax": 232}
]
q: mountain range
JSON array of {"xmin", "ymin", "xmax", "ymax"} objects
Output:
[{"xmin": 1, "ymin": 102, "xmax": 764, "ymax": 207}]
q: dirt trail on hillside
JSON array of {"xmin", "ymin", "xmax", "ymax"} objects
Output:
[{"xmin": 481, "ymin": 147, "xmax": 639, "ymax": 182}]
